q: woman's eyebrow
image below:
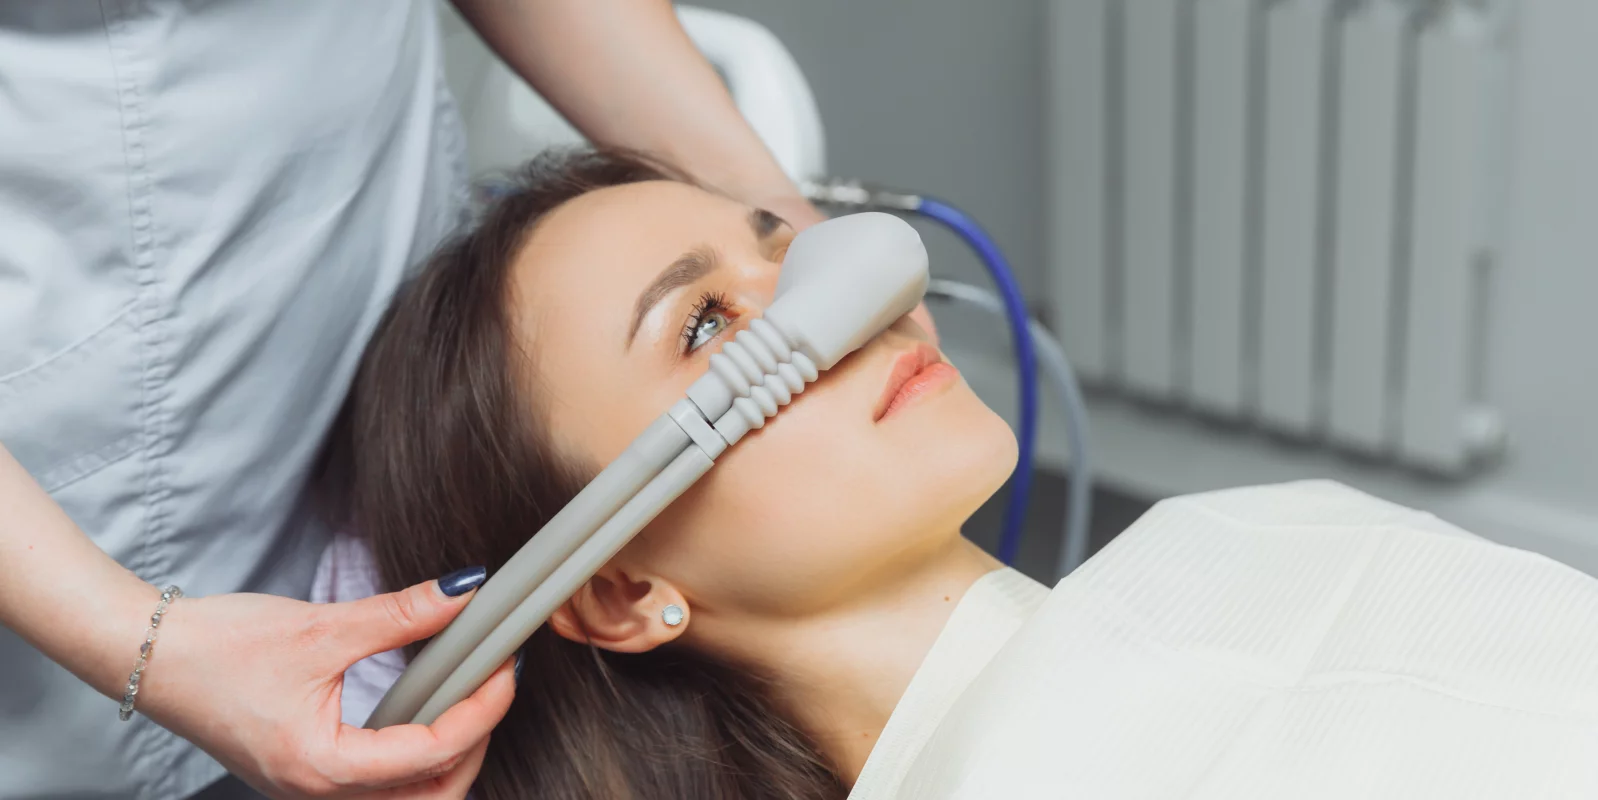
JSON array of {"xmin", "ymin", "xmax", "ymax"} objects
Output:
[{"xmin": 627, "ymin": 247, "xmax": 719, "ymax": 348}]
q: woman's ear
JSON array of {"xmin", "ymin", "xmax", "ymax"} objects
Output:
[{"xmin": 548, "ymin": 564, "xmax": 689, "ymax": 653}]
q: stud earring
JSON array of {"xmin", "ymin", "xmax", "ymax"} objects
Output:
[{"xmin": 662, "ymin": 604, "xmax": 685, "ymax": 627}]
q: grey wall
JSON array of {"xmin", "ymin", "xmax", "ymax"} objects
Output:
[
  {"xmin": 687, "ymin": 0, "xmax": 1049, "ymax": 311},
  {"xmin": 1486, "ymin": 0, "xmax": 1598, "ymax": 522}
]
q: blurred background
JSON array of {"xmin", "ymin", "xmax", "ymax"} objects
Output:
[{"xmin": 441, "ymin": 0, "xmax": 1598, "ymax": 581}]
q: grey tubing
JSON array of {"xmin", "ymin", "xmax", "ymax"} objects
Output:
[
  {"xmin": 410, "ymin": 446, "xmax": 715, "ymax": 724},
  {"xmin": 364, "ymin": 415, "xmax": 690, "ymax": 728},
  {"xmin": 924, "ymin": 279, "xmax": 1095, "ymax": 578}
]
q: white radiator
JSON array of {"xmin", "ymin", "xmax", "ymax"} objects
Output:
[{"xmin": 1047, "ymin": 0, "xmax": 1509, "ymax": 475}]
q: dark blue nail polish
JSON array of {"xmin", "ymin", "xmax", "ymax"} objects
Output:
[
  {"xmin": 513, "ymin": 652, "xmax": 524, "ymax": 683},
  {"xmin": 437, "ymin": 566, "xmax": 487, "ymax": 597}
]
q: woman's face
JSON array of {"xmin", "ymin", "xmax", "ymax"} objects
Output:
[{"xmin": 508, "ymin": 180, "xmax": 1016, "ymax": 626}]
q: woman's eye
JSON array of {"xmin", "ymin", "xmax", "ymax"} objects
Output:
[{"xmin": 689, "ymin": 309, "xmax": 732, "ymax": 351}]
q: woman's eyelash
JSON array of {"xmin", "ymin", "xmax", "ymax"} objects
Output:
[{"xmin": 681, "ymin": 291, "xmax": 732, "ymax": 352}]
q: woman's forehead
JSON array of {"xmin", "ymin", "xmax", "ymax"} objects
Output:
[{"xmin": 511, "ymin": 181, "xmax": 740, "ymax": 298}]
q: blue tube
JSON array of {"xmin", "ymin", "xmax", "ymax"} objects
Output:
[{"xmin": 911, "ymin": 197, "xmax": 1038, "ymax": 565}]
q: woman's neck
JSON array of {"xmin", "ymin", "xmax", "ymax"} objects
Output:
[{"xmin": 748, "ymin": 534, "xmax": 1003, "ymax": 783}]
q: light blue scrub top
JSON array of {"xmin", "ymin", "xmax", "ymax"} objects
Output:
[{"xmin": 0, "ymin": 2, "xmax": 468, "ymax": 797}]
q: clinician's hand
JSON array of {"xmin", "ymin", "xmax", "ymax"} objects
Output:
[
  {"xmin": 1, "ymin": 445, "xmax": 509, "ymax": 799},
  {"xmin": 138, "ymin": 577, "xmax": 516, "ymax": 799},
  {"xmin": 763, "ymin": 193, "xmax": 940, "ymax": 345}
]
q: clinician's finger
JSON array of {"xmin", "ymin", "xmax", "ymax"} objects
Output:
[
  {"xmin": 332, "ymin": 568, "xmax": 487, "ymax": 662},
  {"xmin": 328, "ymin": 657, "xmax": 516, "ymax": 790},
  {"xmin": 415, "ymin": 736, "xmax": 492, "ymax": 800}
]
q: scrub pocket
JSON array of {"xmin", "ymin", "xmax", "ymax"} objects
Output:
[{"xmin": 0, "ymin": 300, "xmax": 147, "ymax": 492}]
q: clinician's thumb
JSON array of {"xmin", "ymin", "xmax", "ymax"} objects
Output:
[{"xmin": 338, "ymin": 566, "xmax": 487, "ymax": 661}]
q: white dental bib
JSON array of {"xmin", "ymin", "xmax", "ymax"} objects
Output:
[{"xmin": 869, "ymin": 481, "xmax": 1598, "ymax": 799}]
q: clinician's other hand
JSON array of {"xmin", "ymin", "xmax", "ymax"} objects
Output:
[
  {"xmin": 761, "ymin": 193, "xmax": 940, "ymax": 344},
  {"xmin": 135, "ymin": 572, "xmax": 515, "ymax": 799}
]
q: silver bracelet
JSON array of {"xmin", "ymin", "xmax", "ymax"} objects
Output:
[{"xmin": 118, "ymin": 585, "xmax": 183, "ymax": 722}]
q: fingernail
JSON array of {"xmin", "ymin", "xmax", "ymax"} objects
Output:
[
  {"xmin": 513, "ymin": 651, "xmax": 524, "ymax": 683},
  {"xmin": 437, "ymin": 566, "xmax": 487, "ymax": 597}
]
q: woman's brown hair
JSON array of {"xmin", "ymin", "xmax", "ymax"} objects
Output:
[{"xmin": 318, "ymin": 149, "xmax": 847, "ymax": 799}]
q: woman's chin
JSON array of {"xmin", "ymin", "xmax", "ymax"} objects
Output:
[{"xmin": 901, "ymin": 407, "xmax": 1019, "ymax": 524}]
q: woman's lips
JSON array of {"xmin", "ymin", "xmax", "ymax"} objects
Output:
[{"xmin": 874, "ymin": 344, "xmax": 958, "ymax": 422}]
